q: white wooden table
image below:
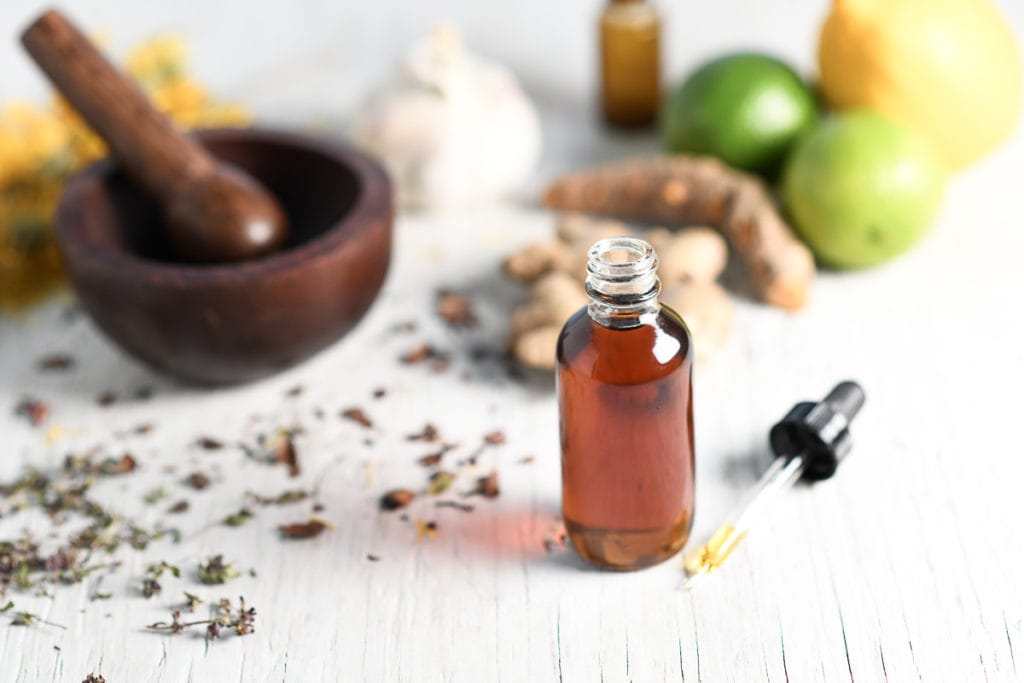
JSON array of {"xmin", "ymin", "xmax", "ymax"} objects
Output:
[{"xmin": 2, "ymin": 1, "xmax": 1024, "ymax": 680}]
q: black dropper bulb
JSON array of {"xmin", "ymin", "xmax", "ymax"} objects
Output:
[{"xmin": 768, "ymin": 381, "xmax": 866, "ymax": 481}]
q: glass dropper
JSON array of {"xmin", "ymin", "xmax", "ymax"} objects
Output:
[{"xmin": 684, "ymin": 381, "xmax": 866, "ymax": 591}]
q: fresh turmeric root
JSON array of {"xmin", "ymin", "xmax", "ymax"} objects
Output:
[{"xmin": 543, "ymin": 156, "xmax": 815, "ymax": 310}]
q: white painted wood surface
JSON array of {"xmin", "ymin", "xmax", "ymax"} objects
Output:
[{"xmin": 2, "ymin": 1, "xmax": 1024, "ymax": 680}]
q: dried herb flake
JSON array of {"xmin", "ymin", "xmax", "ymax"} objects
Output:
[
  {"xmin": 195, "ymin": 437, "xmax": 225, "ymax": 451},
  {"xmin": 222, "ymin": 508, "xmax": 254, "ymax": 527},
  {"xmin": 415, "ymin": 520, "xmax": 438, "ymax": 542},
  {"xmin": 426, "ymin": 471, "xmax": 456, "ymax": 495},
  {"xmin": 407, "ymin": 423, "xmax": 440, "ymax": 442},
  {"xmin": 14, "ymin": 397, "xmax": 49, "ymax": 427},
  {"xmin": 198, "ymin": 556, "xmax": 239, "ymax": 585},
  {"xmin": 380, "ymin": 489, "xmax": 415, "ymax": 511},
  {"xmin": 38, "ymin": 354, "xmax": 74, "ymax": 371},
  {"xmin": 436, "ymin": 290, "xmax": 478, "ymax": 328},
  {"xmin": 341, "ymin": 407, "xmax": 373, "ymax": 429},
  {"xmin": 185, "ymin": 472, "xmax": 211, "ymax": 490},
  {"xmin": 473, "ymin": 471, "xmax": 501, "ymax": 499},
  {"xmin": 143, "ymin": 487, "xmax": 167, "ymax": 505},
  {"xmin": 278, "ymin": 518, "xmax": 332, "ymax": 539}
]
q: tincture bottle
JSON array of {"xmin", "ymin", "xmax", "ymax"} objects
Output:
[
  {"xmin": 557, "ymin": 238, "xmax": 694, "ymax": 570},
  {"xmin": 599, "ymin": 0, "xmax": 661, "ymax": 127}
]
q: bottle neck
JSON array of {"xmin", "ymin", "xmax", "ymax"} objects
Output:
[{"xmin": 585, "ymin": 237, "xmax": 661, "ymax": 329}]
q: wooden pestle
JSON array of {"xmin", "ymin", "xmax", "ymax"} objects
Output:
[{"xmin": 21, "ymin": 9, "xmax": 288, "ymax": 263}]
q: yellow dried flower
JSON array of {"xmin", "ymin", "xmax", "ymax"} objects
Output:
[{"xmin": 125, "ymin": 35, "xmax": 187, "ymax": 89}]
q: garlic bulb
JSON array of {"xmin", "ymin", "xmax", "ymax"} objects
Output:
[{"xmin": 351, "ymin": 25, "xmax": 542, "ymax": 210}]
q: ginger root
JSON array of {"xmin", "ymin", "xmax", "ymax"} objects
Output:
[
  {"xmin": 543, "ymin": 156, "xmax": 815, "ymax": 310},
  {"xmin": 505, "ymin": 214, "xmax": 733, "ymax": 370}
]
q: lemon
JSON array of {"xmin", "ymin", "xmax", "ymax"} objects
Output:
[
  {"xmin": 661, "ymin": 53, "xmax": 817, "ymax": 175},
  {"xmin": 818, "ymin": 0, "xmax": 1022, "ymax": 169},
  {"xmin": 781, "ymin": 111, "xmax": 946, "ymax": 269}
]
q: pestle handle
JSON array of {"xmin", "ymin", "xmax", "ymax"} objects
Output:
[
  {"xmin": 21, "ymin": 9, "xmax": 213, "ymax": 202},
  {"xmin": 21, "ymin": 9, "xmax": 288, "ymax": 263}
]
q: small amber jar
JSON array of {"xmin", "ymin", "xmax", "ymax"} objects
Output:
[
  {"xmin": 556, "ymin": 238, "xmax": 695, "ymax": 570},
  {"xmin": 599, "ymin": 0, "xmax": 661, "ymax": 127}
]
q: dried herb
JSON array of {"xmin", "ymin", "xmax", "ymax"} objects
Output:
[
  {"xmin": 436, "ymin": 290, "xmax": 478, "ymax": 328},
  {"xmin": 277, "ymin": 434, "xmax": 300, "ymax": 477},
  {"xmin": 6, "ymin": 609, "xmax": 65, "ymax": 628},
  {"xmin": 407, "ymin": 423, "xmax": 440, "ymax": 442},
  {"xmin": 341, "ymin": 407, "xmax": 373, "ymax": 429},
  {"xmin": 1, "ymin": 432, "xmax": 176, "ymax": 598},
  {"xmin": 183, "ymin": 592, "xmax": 202, "ymax": 612},
  {"xmin": 168, "ymin": 500, "xmax": 189, "ymax": 514},
  {"xmin": 483, "ymin": 430, "xmax": 506, "ymax": 446},
  {"xmin": 143, "ymin": 487, "xmax": 168, "ymax": 505},
  {"xmin": 14, "ymin": 397, "xmax": 49, "ymax": 426},
  {"xmin": 103, "ymin": 453, "xmax": 138, "ymax": 474},
  {"xmin": 462, "ymin": 430, "xmax": 509, "ymax": 464},
  {"xmin": 426, "ymin": 471, "xmax": 456, "ymax": 495},
  {"xmin": 222, "ymin": 509, "xmax": 254, "ymax": 527},
  {"xmin": 148, "ymin": 596, "xmax": 255, "ymax": 640},
  {"xmin": 96, "ymin": 391, "xmax": 118, "ymax": 407},
  {"xmin": 63, "ymin": 452, "xmax": 137, "ymax": 477},
  {"xmin": 184, "ymin": 472, "xmax": 211, "ymax": 490},
  {"xmin": 250, "ymin": 430, "xmax": 301, "ymax": 477},
  {"xmin": 247, "ymin": 490, "xmax": 309, "ymax": 506},
  {"xmin": 121, "ymin": 423, "xmax": 155, "ymax": 438},
  {"xmin": 83, "ymin": 675, "xmax": 106, "ymax": 683},
  {"xmin": 380, "ymin": 489, "xmax": 415, "ymax": 511},
  {"xmin": 415, "ymin": 520, "xmax": 438, "ymax": 542},
  {"xmin": 285, "ymin": 385, "xmax": 304, "ymax": 398},
  {"xmin": 198, "ymin": 556, "xmax": 239, "ymax": 585},
  {"xmin": 37, "ymin": 353, "xmax": 74, "ymax": 371},
  {"xmin": 436, "ymin": 500, "xmax": 474, "ymax": 512},
  {"xmin": 401, "ymin": 344, "xmax": 433, "ymax": 364},
  {"xmin": 90, "ymin": 591, "xmax": 112, "ymax": 601},
  {"xmin": 148, "ymin": 609, "xmax": 186, "ymax": 633},
  {"xmin": 195, "ymin": 437, "xmax": 224, "ymax": 451},
  {"xmin": 400, "ymin": 344, "xmax": 451, "ymax": 371},
  {"xmin": 543, "ymin": 532, "xmax": 568, "ymax": 553},
  {"xmin": 142, "ymin": 561, "xmax": 180, "ymax": 598},
  {"xmin": 278, "ymin": 518, "xmax": 332, "ymax": 539},
  {"xmin": 471, "ymin": 471, "xmax": 501, "ymax": 499},
  {"xmin": 418, "ymin": 453, "xmax": 442, "ymax": 467},
  {"xmin": 418, "ymin": 442, "xmax": 457, "ymax": 466},
  {"xmin": 372, "ymin": 387, "xmax": 387, "ymax": 399}
]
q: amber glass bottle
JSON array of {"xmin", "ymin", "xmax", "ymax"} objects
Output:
[
  {"xmin": 599, "ymin": 0, "xmax": 661, "ymax": 127},
  {"xmin": 556, "ymin": 238, "xmax": 694, "ymax": 570}
]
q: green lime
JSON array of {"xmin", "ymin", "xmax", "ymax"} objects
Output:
[
  {"xmin": 661, "ymin": 53, "xmax": 817, "ymax": 175},
  {"xmin": 781, "ymin": 111, "xmax": 946, "ymax": 269}
]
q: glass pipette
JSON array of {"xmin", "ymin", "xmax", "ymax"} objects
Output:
[{"xmin": 684, "ymin": 381, "xmax": 866, "ymax": 591}]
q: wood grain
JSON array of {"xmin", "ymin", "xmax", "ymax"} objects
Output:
[{"xmin": 2, "ymin": 181, "xmax": 1023, "ymax": 680}]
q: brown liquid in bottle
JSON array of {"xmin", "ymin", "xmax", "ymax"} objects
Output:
[{"xmin": 557, "ymin": 306, "xmax": 694, "ymax": 570}]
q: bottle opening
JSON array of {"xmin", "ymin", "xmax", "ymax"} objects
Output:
[
  {"xmin": 587, "ymin": 238, "xmax": 657, "ymax": 282},
  {"xmin": 586, "ymin": 237, "xmax": 661, "ymax": 326}
]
